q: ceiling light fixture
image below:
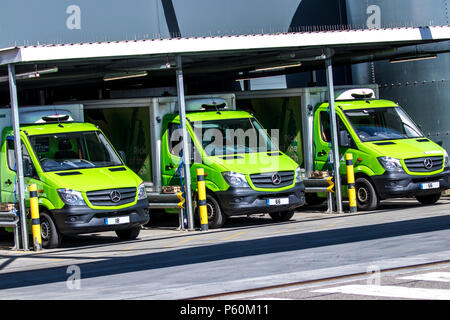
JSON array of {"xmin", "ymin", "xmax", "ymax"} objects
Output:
[
  {"xmin": 390, "ymin": 54, "xmax": 437, "ymax": 64},
  {"xmin": 0, "ymin": 67, "xmax": 58, "ymax": 83},
  {"xmin": 103, "ymin": 71, "xmax": 148, "ymax": 81},
  {"xmin": 253, "ymin": 62, "xmax": 302, "ymax": 72},
  {"xmin": 235, "ymin": 77, "xmax": 254, "ymax": 82}
]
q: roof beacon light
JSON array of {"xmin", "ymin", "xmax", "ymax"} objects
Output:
[
  {"xmin": 335, "ymin": 88, "xmax": 375, "ymax": 101},
  {"xmin": 185, "ymin": 98, "xmax": 228, "ymax": 112},
  {"xmin": 35, "ymin": 114, "xmax": 74, "ymax": 123}
]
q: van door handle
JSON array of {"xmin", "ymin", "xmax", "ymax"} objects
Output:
[
  {"xmin": 165, "ymin": 164, "xmax": 174, "ymax": 170},
  {"xmin": 318, "ymin": 150, "xmax": 327, "ymax": 156},
  {"xmin": 5, "ymin": 179, "xmax": 12, "ymax": 186}
]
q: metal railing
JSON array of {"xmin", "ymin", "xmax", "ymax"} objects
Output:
[
  {"xmin": 303, "ymin": 177, "xmax": 335, "ymax": 213},
  {"xmin": 0, "ymin": 209, "xmax": 20, "ymax": 250},
  {"xmin": 147, "ymin": 192, "xmax": 187, "ymax": 230}
]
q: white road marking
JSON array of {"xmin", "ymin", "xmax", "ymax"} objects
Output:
[
  {"xmin": 313, "ymin": 285, "xmax": 450, "ymax": 300},
  {"xmin": 399, "ymin": 272, "xmax": 450, "ymax": 283}
]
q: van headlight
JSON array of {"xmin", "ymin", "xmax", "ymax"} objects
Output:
[
  {"xmin": 57, "ymin": 189, "xmax": 86, "ymax": 206},
  {"xmin": 444, "ymin": 150, "xmax": 449, "ymax": 168},
  {"xmin": 137, "ymin": 183, "xmax": 147, "ymax": 200},
  {"xmin": 222, "ymin": 172, "xmax": 250, "ymax": 188},
  {"xmin": 377, "ymin": 157, "xmax": 404, "ymax": 172},
  {"xmin": 295, "ymin": 166, "xmax": 303, "ymax": 183}
]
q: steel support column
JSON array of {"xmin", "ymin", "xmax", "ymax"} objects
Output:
[
  {"xmin": 8, "ymin": 64, "xmax": 29, "ymax": 249},
  {"xmin": 176, "ymin": 56, "xmax": 195, "ymax": 230},
  {"xmin": 324, "ymin": 50, "xmax": 343, "ymax": 213}
]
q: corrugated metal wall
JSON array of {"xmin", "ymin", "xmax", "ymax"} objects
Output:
[
  {"xmin": 346, "ymin": 0, "xmax": 450, "ymax": 153},
  {"xmin": 0, "ymin": 0, "xmax": 301, "ymax": 47}
]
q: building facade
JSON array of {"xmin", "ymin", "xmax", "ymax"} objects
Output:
[{"xmin": 0, "ymin": 0, "xmax": 448, "ymax": 151}]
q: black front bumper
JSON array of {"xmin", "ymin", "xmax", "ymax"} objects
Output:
[
  {"xmin": 372, "ymin": 168, "xmax": 450, "ymax": 199},
  {"xmin": 215, "ymin": 182, "xmax": 305, "ymax": 216},
  {"xmin": 51, "ymin": 199, "xmax": 149, "ymax": 235}
]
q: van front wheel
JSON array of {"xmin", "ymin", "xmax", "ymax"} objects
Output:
[
  {"xmin": 355, "ymin": 177, "xmax": 379, "ymax": 211},
  {"xmin": 40, "ymin": 211, "xmax": 62, "ymax": 249},
  {"xmin": 115, "ymin": 226, "xmax": 141, "ymax": 240},
  {"xmin": 416, "ymin": 193, "xmax": 441, "ymax": 205},
  {"xmin": 269, "ymin": 210, "xmax": 295, "ymax": 222},
  {"xmin": 204, "ymin": 195, "xmax": 226, "ymax": 229}
]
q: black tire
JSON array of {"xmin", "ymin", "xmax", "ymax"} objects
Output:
[
  {"xmin": 40, "ymin": 211, "xmax": 62, "ymax": 249},
  {"xmin": 355, "ymin": 177, "xmax": 379, "ymax": 211},
  {"xmin": 416, "ymin": 193, "xmax": 441, "ymax": 205},
  {"xmin": 204, "ymin": 194, "xmax": 226, "ymax": 229},
  {"xmin": 115, "ymin": 226, "xmax": 141, "ymax": 240},
  {"xmin": 269, "ymin": 210, "xmax": 295, "ymax": 222},
  {"xmin": 305, "ymin": 193, "xmax": 326, "ymax": 206}
]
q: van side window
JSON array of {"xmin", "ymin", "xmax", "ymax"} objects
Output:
[
  {"xmin": 320, "ymin": 112, "xmax": 331, "ymax": 142},
  {"xmin": 168, "ymin": 123, "xmax": 183, "ymax": 156},
  {"xmin": 319, "ymin": 112, "xmax": 350, "ymax": 143},
  {"xmin": 167, "ymin": 122, "xmax": 200, "ymax": 162},
  {"xmin": 7, "ymin": 139, "xmax": 33, "ymax": 172}
]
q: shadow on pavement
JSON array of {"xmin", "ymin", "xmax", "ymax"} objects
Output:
[
  {"xmin": 1, "ymin": 212, "xmax": 450, "ymax": 290},
  {"xmin": 0, "ymin": 198, "xmax": 448, "ymax": 250}
]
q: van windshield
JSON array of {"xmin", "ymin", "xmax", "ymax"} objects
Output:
[
  {"xmin": 192, "ymin": 118, "xmax": 278, "ymax": 156},
  {"xmin": 344, "ymin": 107, "xmax": 423, "ymax": 142},
  {"xmin": 28, "ymin": 131, "xmax": 123, "ymax": 172}
]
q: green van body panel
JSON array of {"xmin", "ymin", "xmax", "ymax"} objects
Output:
[
  {"xmin": 2, "ymin": 122, "xmax": 149, "ymax": 236},
  {"xmin": 313, "ymin": 98, "xmax": 450, "ymax": 201},
  {"xmin": 160, "ymin": 110, "xmax": 305, "ymax": 216}
]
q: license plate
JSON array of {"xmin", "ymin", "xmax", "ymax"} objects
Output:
[
  {"xmin": 267, "ymin": 198, "xmax": 289, "ymax": 206},
  {"xmin": 420, "ymin": 182, "xmax": 440, "ymax": 190},
  {"xmin": 105, "ymin": 216, "xmax": 130, "ymax": 225}
]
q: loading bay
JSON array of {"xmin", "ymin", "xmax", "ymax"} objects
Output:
[{"xmin": 1, "ymin": 197, "xmax": 450, "ymax": 301}]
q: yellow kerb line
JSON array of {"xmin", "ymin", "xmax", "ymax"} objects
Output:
[
  {"xmin": 166, "ymin": 237, "xmax": 195, "ymax": 248},
  {"xmin": 220, "ymin": 231, "xmax": 246, "ymax": 241}
]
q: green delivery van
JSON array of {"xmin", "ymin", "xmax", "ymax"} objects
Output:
[
  {"xmin": 235, "ymin": 86, "xmax": 449, "ymax": 211},
  {"xmin": 161, "ymin": 108, "xmax": 305, "ymax": 227},
  {"xmin": 2, "ymin": 105, "xmax": 149, "ymax": 248},
  {"xmin": 313, "ymin": 88, "xmax": 450, "ymax": 210},
  {"xmin": 83, "ymin": 95, "xmax": 305, "ymax": 229}
]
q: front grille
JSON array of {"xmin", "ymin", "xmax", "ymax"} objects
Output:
[
  {"xmin": 404, "ymin": 156, "xmax": 443, "ymax": 172},
  {"xmin": 250, "ymin": 171, "xmax": 294, "ymax": 189},
  {"xmin": 86, "ymin": 187, "xmax": 136, "ymax": 206}
]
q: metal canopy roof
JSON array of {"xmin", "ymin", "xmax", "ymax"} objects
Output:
[
  {"xmin": 0, "ymin": 25, "xmax": 449, "ymax": 90},
  {"xmin": 3, "ymin": 25, "xmax": 450, "ymax": 243}
]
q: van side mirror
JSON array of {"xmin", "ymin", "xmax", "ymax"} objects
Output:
[
  {"xmin": 23, "ymin": 158, "xmax": 35, "ymax": 178},
  {"xmin": 339, "ymin": 130, "xmax": 351, "ymax": 147}
]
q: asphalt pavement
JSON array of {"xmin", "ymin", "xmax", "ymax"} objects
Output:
[{"xmin": 0, "ymin": 196, "xmax": 450, "ymax": 300}]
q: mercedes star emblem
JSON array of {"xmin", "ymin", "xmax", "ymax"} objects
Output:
[
  {"xmin": 110, "ymin": 190, "xmax": 121, "ymax": 203},
  {"xmin": 272, "ymin": 173, "xmax": 282, "ymax": 185},
  {"xmin": 423, "ymin": 158, "xmax": 433, "ymax": 169}
]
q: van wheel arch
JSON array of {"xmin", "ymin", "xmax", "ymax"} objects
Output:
[
  {"xmin": 196, "ymin": 189, "xmax": 227, "ymax": 229},
  {"xmin": 353, "ymin": 173, "xmax": 380, "ymax": 211},
  {"xmin": 354, "ymin": 172, "xmax": 380, "ymax": 196},
  {"xmin": 38, "ymin": 208, "xmax": 62, "ymax": 249}
]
